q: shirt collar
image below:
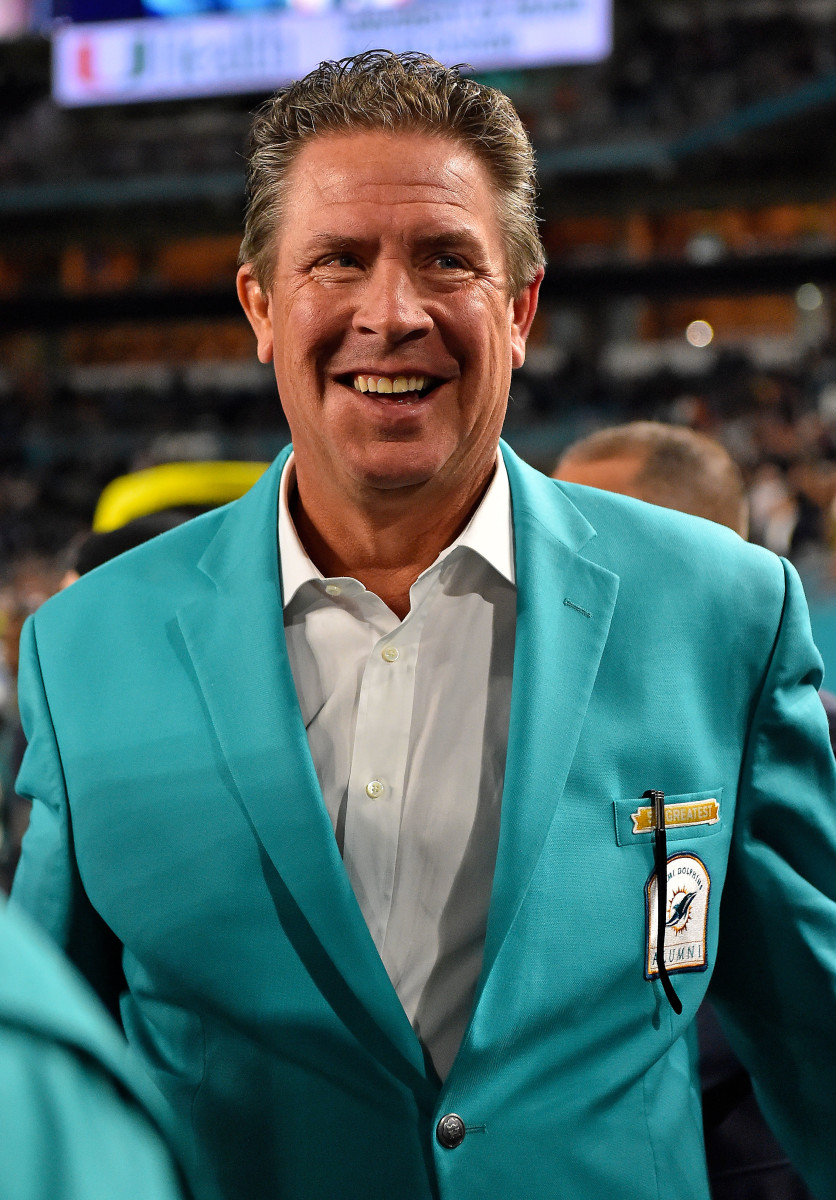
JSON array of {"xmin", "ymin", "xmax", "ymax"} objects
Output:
[{"xmin": 278, "ymin": 450, "xmax": 515, "ymax": 610}]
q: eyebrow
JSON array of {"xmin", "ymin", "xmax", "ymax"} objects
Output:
[
  {"xmin": 303, "ymin": 228, "xmax": 485, "ymax": 255},
  {"xmin": 304, "ymin": 234, "xmax": 365, "ymax": 253},
  {"xmin": 412, "ymin": 230, "xmax": 487, "ymax": 257}
]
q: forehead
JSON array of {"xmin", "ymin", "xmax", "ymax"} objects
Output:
[{"xmin": 278, "ymin": 129, "xmax": 501, "ymax": 249}]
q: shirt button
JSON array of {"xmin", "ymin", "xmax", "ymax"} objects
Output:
[
  {"xmin": 325, "ymin": 584, "xmax": 342, "ymax": 597},
  {"xmin": 436, "ymin": 1114, "xmax": 466, "ymax": 1149},
  {"xmin": 381, "ymin": 646, "xmax": 399, "ymax": 663},
  {"xmin": 365, "ymin": 780, "xmax": 384, "ymax": 799}
]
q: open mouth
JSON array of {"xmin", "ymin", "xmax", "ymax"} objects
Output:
[{"xmin": 338, "ymin": 373, "xmax": 443, "ymax": 403}]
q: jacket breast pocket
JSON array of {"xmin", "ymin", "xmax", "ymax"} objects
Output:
[{"xmin": 612, "ymin": 788, "xmax": 724, "ymax": 848}]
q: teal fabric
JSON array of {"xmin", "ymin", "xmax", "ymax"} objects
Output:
[
  {"xmin": 11, "ymin": 441, "xmax": 836, "ymax": 1200},
  {"xmin": 796, "ymin": 555, "xmax": 836, "ymax": 685},
  {"xmin": 0, "ymin": 899, "xmax": 190, "ymax": 1200},
  {"xmin": 806, "ymin": 599, "xmax": 836, "ymax": 687}
]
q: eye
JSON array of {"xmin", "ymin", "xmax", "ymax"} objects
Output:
[
  {"xmin": 314, "ymin": 253, "xmax": 359, "ymax": 272},
  {"xmin": 320, "ymin": 253, "xmax": 361, "ymax": 269},
  {"xmin": 434, "ymin": 254, "xmax": 464, "ymax": 269}
]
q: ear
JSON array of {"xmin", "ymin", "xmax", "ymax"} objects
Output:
[
  {"xmin": 236, "ymin": 265, "xmax": 274, "ymax": 364},
  {"xmin": 509, "ymin": 267, "xmax": 544, "ymax": 369}
]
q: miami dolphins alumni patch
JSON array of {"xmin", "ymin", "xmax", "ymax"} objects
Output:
[{"xmin": 645, "ymin": 853, "xmax": 710, "ymax": 979}]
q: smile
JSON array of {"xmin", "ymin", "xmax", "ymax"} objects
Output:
[{"xmin": 343, "ymin": 373, "xmax": 442, "ymax": 402}]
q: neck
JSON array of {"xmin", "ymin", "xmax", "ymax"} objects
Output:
[{"xmin": 290, "ymin": 458, "xmax": 497, "ymax": 620}]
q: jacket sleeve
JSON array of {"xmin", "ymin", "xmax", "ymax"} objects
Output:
[
  {"xmin": 11, "ymin": 615, "xmax": 126, "ymax": 1021},
  {"xmin": 709, "ymin": 558, "xmax": 836, "ymax": 1200}
]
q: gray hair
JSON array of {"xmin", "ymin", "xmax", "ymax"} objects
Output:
[{"xmin": 239, "ymin": 50, "xmax": 544, "ymax": 298}]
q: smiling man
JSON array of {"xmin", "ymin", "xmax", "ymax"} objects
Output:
[
  {"xmin": 11, "ymin": 52, "xmax": 836, "ymax": 1200},
  {"xmin": 236, "ymin": 123, "xmax": 538, "ymax": 618}
]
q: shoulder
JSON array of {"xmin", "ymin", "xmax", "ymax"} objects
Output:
[
  {"xmin": 505, "ymin": 443, "xmax": 780, "ymax": 585},
  {"xmin": 570, "ymin": 479, "xmax": 789, "ymax": 635},
  {"xmin": 559, "ymin": 476, "xmax": 762, "ymax": 561},
  {"xmin": 32, "ymin": 449, "xmax": 289, "ymax": 647},
  {"xmin": 503, "ymin": 445, "xmax": 791, "ymax": 657},
  {"xmin": 24, "ymin": 508, "xmax": 224, "ymax": 676},
  {"xmin": 49, "ymin": 504, "xmax": 227, "ymax": 614}
]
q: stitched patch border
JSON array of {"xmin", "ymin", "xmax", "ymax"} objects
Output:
[{"xmin": 644, "ymin": 852, "xmax": 710, "ymax": 979}]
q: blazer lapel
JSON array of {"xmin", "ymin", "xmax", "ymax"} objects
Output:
[
  {"xmin": 481, "ymin": 444, "xmax": 620, "ymax": 976},
  {"xmin": 174, "ymin": 451, "xmax": 429, "ymax": 1090}
]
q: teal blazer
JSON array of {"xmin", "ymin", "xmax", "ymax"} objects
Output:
[
  {"xmin": 0, "ymin": 899, "xmax": 191, "ymax": 1200},
  {"xmin": 12, "ymin": 442, "xmax": 836, "ymax": 1200}
]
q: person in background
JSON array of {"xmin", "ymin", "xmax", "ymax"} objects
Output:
[
  {"xmin": 554, "ymin": 419, "xmax": 819, "ymax": 1200},
  {"xmin": 0, "ymin": 897, "xmax": 193, "ymax": 1200},
  {"xmin": 11, "ymin": 52, "xmax": 836, "ymax": 1200},
  {"xmin": 554, "ymin": 420, "xmax": 750, "ymax": 537}
]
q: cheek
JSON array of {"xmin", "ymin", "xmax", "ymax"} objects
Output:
[
  {"xmin": 285, "ymin": 300, "xmax": 349, "ymax": 382},
  {"xmin": 455, "ymin": 290, "xmax": 514, "ymax": 368}
]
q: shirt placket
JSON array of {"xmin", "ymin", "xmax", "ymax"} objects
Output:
[{"xmin": 342, "ymin": 569, "xmax": 443, "ymax": 956}]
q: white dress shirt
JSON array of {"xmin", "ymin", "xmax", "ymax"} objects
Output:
[{"xmin": 278, "ymin": 454, "xmax": 516, "ymax": 1079}]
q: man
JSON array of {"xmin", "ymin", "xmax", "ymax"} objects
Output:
[
  {"xmin": 554, "ymin": 420, "xmax": 750, "ymax": 537},
  {"xmin": 11, "ymin": 52, "xmax": 836, "ymax": 1200},
  {"xmin": 555, "ymin": 421, "xmax": 819, "ymax": 1200},
  {"xmin": 0, "ymin": 898, "xmax": 193, "ymax": 1200}
]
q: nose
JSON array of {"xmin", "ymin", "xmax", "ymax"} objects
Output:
[{"xmin": 352, "ymin": 259, "xmax": 433, "ymax": 345}]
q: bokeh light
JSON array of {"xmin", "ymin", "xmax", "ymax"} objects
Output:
[
  {"xmin": 796, "ymin": 283, "xmax": 824, "ymax": 311},
  {"xmin": 685, "ymin": 320, "xmax": 714, "ymax": 348}
]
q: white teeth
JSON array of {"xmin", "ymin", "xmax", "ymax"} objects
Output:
[{"xmin": 352, "ymin": 374, "xmax": 429, "ymax": 394}]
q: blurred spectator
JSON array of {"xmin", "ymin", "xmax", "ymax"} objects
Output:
[
  {"xmin": 748, "ymin": 463, "xmax": 798, "ymax": 555},
  {"xmin": 554, "ymin": 420, "xmax": 749, "ymax": 536}
]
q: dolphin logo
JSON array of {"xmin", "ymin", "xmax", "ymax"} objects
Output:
[{"xmin": 666, "ymin": 890, "xmax": 697, "ymax": 930}]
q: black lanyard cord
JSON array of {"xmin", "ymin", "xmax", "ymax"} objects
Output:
[{"xmin": 644, "ymin": 789, "xmax": 682, "ymax": 1015}]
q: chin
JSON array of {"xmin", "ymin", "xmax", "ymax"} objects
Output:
[{"xmin": 347, "ymin": 443, "xmax": 448, "ymax": 492}]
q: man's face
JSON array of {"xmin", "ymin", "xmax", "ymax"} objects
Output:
[{"xmin": 238, "ymin": 129, "xmax": 541, "ymax": 501}]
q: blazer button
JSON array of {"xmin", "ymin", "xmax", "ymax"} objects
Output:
[{"xmin": 436, "ymin": 1113, "xmax": 466, "ymax": 1149}]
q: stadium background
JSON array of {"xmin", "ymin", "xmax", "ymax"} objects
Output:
[{"xmin": 3, "ymin": 0, "xmax": 836, "ymax": 700}]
